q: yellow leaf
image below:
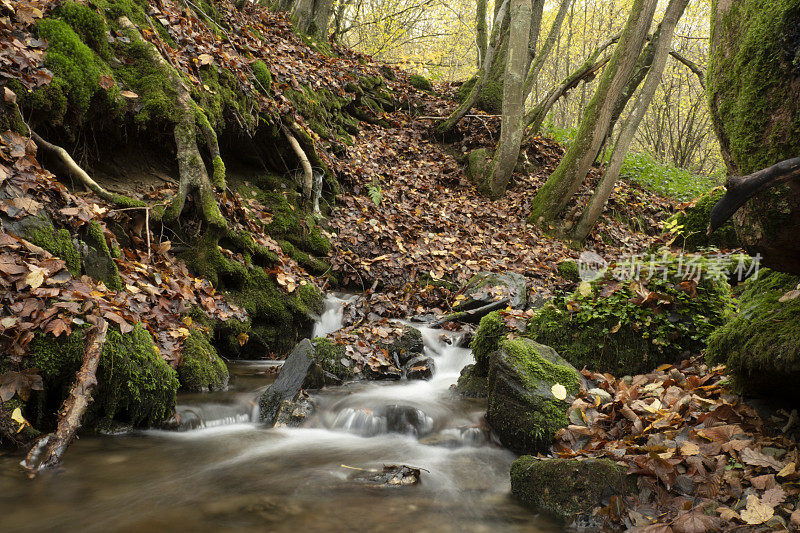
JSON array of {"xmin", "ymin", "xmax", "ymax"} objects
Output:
[
  {"xmin": 740, "ymin": 494, "xmax": 774, "ymax": 525},
  {"xmin": 25, "ymin": 266, "xmax": 45, "ymax": 289},
  {"xmin": 578, "ymin": 281, "xmax": 592, "ymax": 296},
  {"xmin": 551, "ymin": 383, "xmax": 567, "ymax": 401},
  {"xmin": 11, "ymin": 407, "xmax": 30, "ymax": 432},
  {"xmin": 1, "ymin": 316, "xmax": 17, "ymax": 328},
  {"xmin": 237, "ymin": 332, "xmax": 249, "ymax": 346},
  {"xmin": 182, "ymin": 316, "xmax": 192, "ymax": 327}
]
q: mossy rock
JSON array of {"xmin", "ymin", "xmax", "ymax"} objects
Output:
[
  {"xmin": 486, "ymin": 337, "xmax": 580, "ymax": 453},
  {"xmin": 455, "ymin": 271, "xmax": 527, "ymax": 312},
  {"xmin": 470, "ymin": 311, "xmax": 510, "ymax": 376},
  {"xmin": 453, "ymin": 364, "xmax": 488, "ymax": 398},
  {"xmin": 526, "ymin": 253, "xmax": 733, "ymax": 376},
  {"xmin": 706, "ymin": 269, "xmax": 800, "ymax": 398},
  {"xmin": 379, "ymin": 324, "xmax": 424, "ymax": 366},
  {"xmin": 28, "ymin": 324, "xmax": 178, "ymax": 428},
  {"xmin": 668, "ymin": 188, "xmax": 739, "ymax": 251},
  {"xmin": 177, "ymin": 329, "xmax": 229, "ymax": 392},
  {"xmin": 0, "ymin": 210, "xmax": 81, "ymax": 276},
  {"xmin": 251, "ymin": 60, "xmax": 272, "ymax": 94},
  {"xmin": 409, "ymin": 74, "xmax": 432, "ymax": 91},
  {"xmin": 510, "ymin": 457, "xmax": 632, "ymax": 526},
  {"xmin": 80, "ymin": 220, "xmax": 123, "ymax": 290},
  {"xmin": 311, "ymin": 337, "xmax": 354, "ymax": 382}
]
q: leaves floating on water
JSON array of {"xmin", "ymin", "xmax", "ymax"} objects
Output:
[{"xmin": 344, "ymin": 464, "xmax": 422, "ymax": 487}]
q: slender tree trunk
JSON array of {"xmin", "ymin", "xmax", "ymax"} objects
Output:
[
  {"xmin": 481, "ymin": 0, "xmax": 532, "ymax": 198},
  {"xmin": 573, "ymin": 0, "xmax": 690, "ymax": 241},
  {"xmin": 437, "ymin": 0, "xmax": 510, "ymax": 134},
  {"xmin": 527, "ymin": 0, "xmax": 658, "ymax": 228},
  {"xmin": 526, "ymin": 0, "xmax": 545, "ymax": 72},
  {"xmin": 476, "ymin": 0, "xmax": 489, "ymax": 69},
  {"xmin": 522, "ymin": 0, "xmax": 573, "ymax": 100}
]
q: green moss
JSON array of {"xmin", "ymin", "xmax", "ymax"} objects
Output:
[
  {"xmin": 526, "ymin": 253, "xmax": 733, "ymax": 375},
  {"xmin": 83, "ymin": 221, "xmax": 122, "ymax": 290},
  {"xmin": 501, "ymin": 337, "xmax": 580, "ymax": 393},
  {"xmin": 454, "ymin": 364, "xmax": 488, "ymax": 398},
  {"xmin": 178, "ymin": 329, "xmax": 229, "ymax": 392},
  {"xmin": 510, "ymin": 457, "xmax": 631, "ymax": 524},
  {"xmin": 557, "ymin": 260, "xmax": 580, "ymax": 282},
  {"xmin": 0, "ymin": 96, "xmax": 28, "ymax": 135},
  {"xmin": 708, "ymin": 0, "xmax": 800, "ymax": 174},
  {"xmin": 471, "ymin": 311, "xmax": 510, "ymax": 375},
  {"xmin": 28, "ymin": 324, "xmax": 178, "ymax": 427},
  {"xmin": 252, "ymin": 60, "xmax": 273, "ymax": 94},
  {"xmin": 212, "ymin": 155, "xmax": 226, "ymax": 188},
  {"xmin": 263, "ymin": 191, "xmax": 332, "ymax": 256},
  {"xmin": 31, "ymin": 18, "xmax": 112, "ymax": 123},
  {"xmin": 28, "ymin": 225, "xmax": 81, "ymax": 276},
  {"xmin": 465, "ymin": 148, "xmax": 490, "ymax": 186},
  {"xmin": 311, "ymin": 337, "xmax": 353, "ymax": 379},
  {"xmin": 112, "ymin": 37, "xmax": 177, "ymax": 126},
  {"xmin": 278, "ymin": 239, "xmax": 330, "ymax": 275},
  {"xmin": 706, "ymin": 269, "xmax": 800, "ymax": 396},
  {"xmin": 668, "ymin": 188, "xmax": 740, "ymax": 250},
  {"xmin": 53, "ymin": 1, "xmax": 110, "ymax": 58},
  {"xmin": 409, "ymin": 74, "xmax": 432, "ymax": 91}
]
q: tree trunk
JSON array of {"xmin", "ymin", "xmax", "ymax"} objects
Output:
[
  {"xmin": 522, "ymin": 0, "xmax": 573, "ymax": 100},
  {"xmin": 293, "ymin": 0, "xmax": 334, "ymax": 39},
  {"xmin": 437, "ymin": 0, "xmax": 510, "ymax": 135},
  {"xmin": 481, "ymin": 0, "xmax": 532, "ymax": 198},
  {"xmin": 526, "ymin": 0, "xmax": 545, "ymax": 72},
  {"xmin": 476, "ymin": 0, "xmax": 489, "ymax": 69},
  {"xmin": 527, "ymin": 0, "xmax": 658, "ymax": 229},
  {"xmin": 572, "ymin": 0, "xmax": 689, "ymax": 242}
]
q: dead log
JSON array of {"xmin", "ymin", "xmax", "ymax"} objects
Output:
[
  {"xmin": 708, "ymin": 157, "xmax": 800, "ymax": 234},
  {"xmin": 23, "ymin": 318, "xmax": 108, "ymax": 474},
  {"xmin": 430, "ymin": 297, "xmax": 511, "ymax": 328}
]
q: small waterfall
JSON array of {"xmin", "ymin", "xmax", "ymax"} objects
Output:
[{"xmin": 313, "ymin": 293, "xmax": 359, "ymax": 338}]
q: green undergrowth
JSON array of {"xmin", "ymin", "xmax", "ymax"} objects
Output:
[
  {"xmin": 706, "ymin": 269, "xmax": 800, "ymax": 397},
  {"xmin": 27, "ymin": 324, "xmax": 178, "ymax": 429},
  {"xmin": 621, "ymin": 151, "xmax": 722, "ymax": 202},
  {"xmin": 666, "ymin": 188, "xmax": 740, "ymax": 250}
]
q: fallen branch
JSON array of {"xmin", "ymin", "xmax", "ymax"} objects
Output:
[
  {"xmin": 708, "ymin": 157, "xmax": 800, "ymax": 234},
  {"xmin": 23, "ymin": 318, "xmax": 108, "ymax": 474},
  {"xmin": 430, "ymin": 297, "xmax": 510, "ymax": 328},
  {"xmin": 283, "ymin": 125, "xmax": 314, "ymax": 201}
]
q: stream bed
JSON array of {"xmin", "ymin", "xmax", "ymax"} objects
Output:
[{"xmin": 0, "ymin": 295, "xmax": 559, "ymax": 532}]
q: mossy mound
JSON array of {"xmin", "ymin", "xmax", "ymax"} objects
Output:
[
  {"xmin": 177, "ymin": 329, "xmax": 229, "ymax": 392},
  {"xmin": 456, "ymin": 76, "xmax": 503, "ymax": 115},
  {"xmin": 510, "ymin": 457, "xmax": 632, "ymax": 526},
  {"xmin": 526, "ymin": 254, "xmax": 733, "ymax": 376},
  {"xmin": 409, "ymin": 74, "xmax": 432, "ymax": 91},
  {"xmin": 706, "ymin": 269, "xmax": 800, "ymax": 397},
  {"xmin": 311, "ymin": 337, "xmax": 353, "ymax": 381},
  {"xmin": 557, "ymin": 260, "xmax": 580, "ymax": 282},
  {"xmin": 464, "ymin": 148, "xmax": 490, "ymax": 186},
  {"xmin": 486, "ymin": 337, "xmax": 579, "ymax": 453},
  {"xmin": 27, "ymin": 324, "xmax": 178, "ymax": 428},
  {"xmin": 668, "ymin": 188, "xmax": 739, "ymax": 250}
]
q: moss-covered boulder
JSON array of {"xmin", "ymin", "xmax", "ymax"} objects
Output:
[
  {"xmin": 510, "ymin": 457, "xmax": 631, "ymax": 526},
  {"xmin": 668, "ymin": 188, "xmax": 739, "ymax": 251},
  {"xmin": 707, "ymin": 0, "xmax": 800, "ymax": 273},
  {"xmin": 486, "ymin": 338, "xmax": 580, "ymax": 453},
  {"xmin": 311, "ymin": 337, "xmax": 354, "ymax": 383},
  {"xmin": 526, "ymin": 253, "xmax": 732, "ymax": 376},
  {"xmin": 707, "ymin": 269, "xmax": 800, "ymax": 397},
  {"xmin": 409, "ymin": 74, "xmax": 433, "ymax": 91},
  {"xmin": 453, "ymin": 364, "xmax": 488, "ymax": 398},
  {"xmin": 470, "ymin": 311, "xmax": 509, "ymax": 376},
  {"xmin": 557, "ymin": 260, "xmax": 580, "ymax": 282},
  {"xmin": 177, "ymin": 329, "xmax": 229, "ymax": 392},
  {"xmin": 28, "ymin": 324, "xmax": 179, "ymax": 428}
]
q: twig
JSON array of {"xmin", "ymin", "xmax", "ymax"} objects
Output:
[{"xmin": 417, "ymin": 115, "xmax": 501, "ymax": 120}]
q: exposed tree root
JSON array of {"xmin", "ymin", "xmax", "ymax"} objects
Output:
[
  {"xmin": 118, "ymin": 16, "xmax": 225, "ymax": 231},
  {"xmin": 283, "ymin": 125, "xmax": 314, "ymax": 200},
  {"xmin": 23, "ymin": 319, "xmax": 108, "ymax": 475}
]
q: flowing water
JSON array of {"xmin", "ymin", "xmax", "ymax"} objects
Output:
[{"xmin": 0, "ymin": 295, "xmax": 558, "ymax": 533}]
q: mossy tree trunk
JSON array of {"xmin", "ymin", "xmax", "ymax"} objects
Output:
[
  {"xmin": 476, "ymin": 0, "xmax": 489, "ymax": 69},
  {"xmin": 572, "ymin": 0, "xmax": 689, "ymax": 242},
  {"xmin": 480, "ymin": 0, "xmax": 532, "ymax": 198},
  {"xmin": 707, "ymin": 0, "xmax": 800, "ymax": 274},
  {"xmin": 527, "ymin": 0, "xmax": 658, "ymax": 230}
]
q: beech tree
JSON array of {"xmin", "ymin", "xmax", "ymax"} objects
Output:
[
  {"xmin": 527, "ymin": 0, "xmax": 659, "ymax": 229},
  {"xmin": 572, "ymin": 0, "xmax": 690, "ymax": 241},
  {"xmin": 479, "ymin": 0, "xmax": 532, "ymax": 198}
]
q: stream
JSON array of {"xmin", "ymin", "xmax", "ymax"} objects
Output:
[{"xmin": 0, "ymin": 294, "xmax": 559, "ymax": 532}]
